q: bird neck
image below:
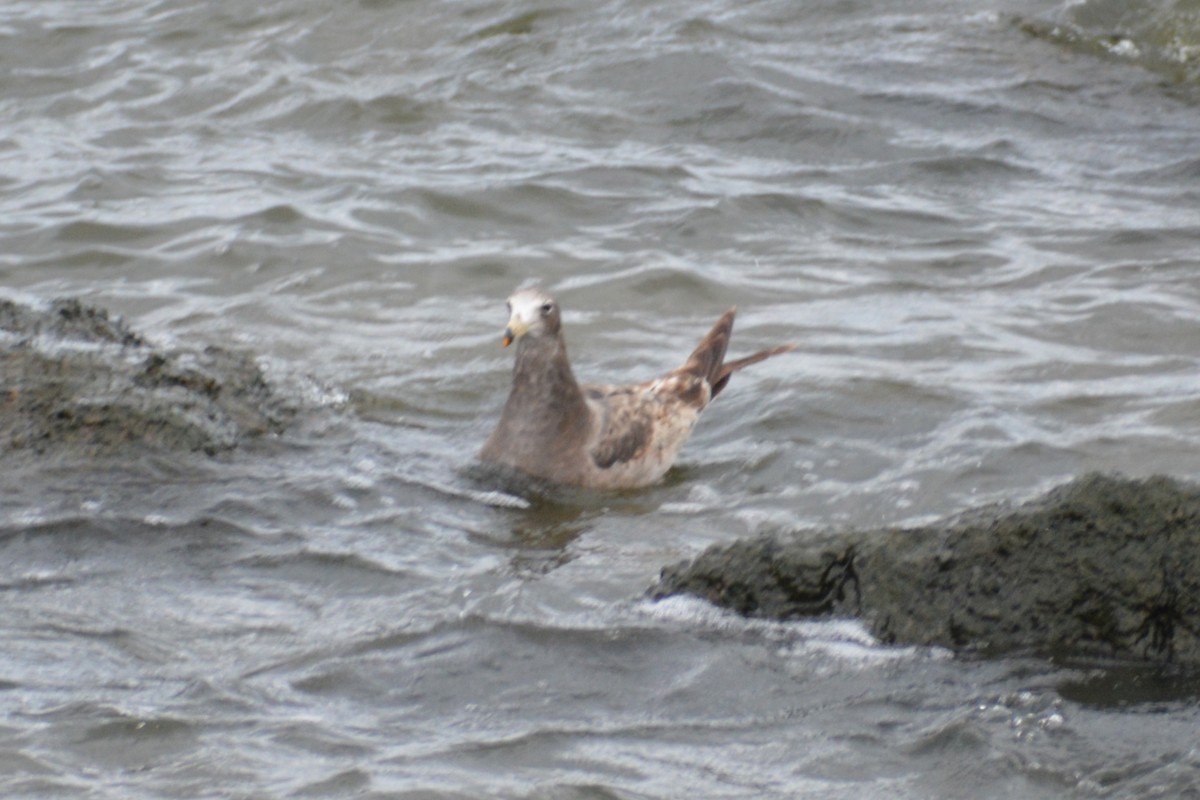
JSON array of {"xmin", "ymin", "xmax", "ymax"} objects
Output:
[
  {"xmin": 502, "ymin": 334, "xmax": 590, "ymax": 439},
  {"xmin": 479, "ymin": 331, "xmax": 594, "ymax": 483}
]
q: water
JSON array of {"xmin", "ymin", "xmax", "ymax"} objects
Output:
[{"xmin": 3, "ymin": 0, "xmax": 1200, "ymax": 796}]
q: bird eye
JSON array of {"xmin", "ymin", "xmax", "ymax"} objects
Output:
[
  {"xmin": 505, "ymin": 301, "xmax": 512, "ymax": 313},
  {"xmin": 540, "ymin": 303, "xmax": 553, "ymax": 315}
]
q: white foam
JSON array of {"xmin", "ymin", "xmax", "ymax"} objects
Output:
[{"xmin": 636, "ymin": 594, "xmax": 925, "ymax": 665}]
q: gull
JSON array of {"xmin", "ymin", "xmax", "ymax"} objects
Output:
[{"xmin": 480, "ymin": 287, "xmax": 795, "ymax": 490}]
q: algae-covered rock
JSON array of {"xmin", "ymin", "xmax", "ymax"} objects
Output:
[
  {"xmin": 1016, "ymin": 0, "xmax": 1200, "ymax": 84},
  {"xmin": 653, "ymin": 474, "xmax": 1200, "ymax": 665},
  {"xmin": 1, "ymin": 297, "xmax": 290, "ymax": 456}
]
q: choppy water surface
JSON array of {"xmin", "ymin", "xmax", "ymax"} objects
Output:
[{"xmin": 3, "ymin": 0, "xmax": 1200, "ymax": 796}]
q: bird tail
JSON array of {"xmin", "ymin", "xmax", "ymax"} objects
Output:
[
  {"xmin": 710, "ymin": 343, "xmax": 796, "ymax": 398},
  {"xmin": 679, "ymin": 307, "xmax": 795, "ymax": 400},
  {"xmin": 679, "ymin": 307, "xmax": 735, "ymax": 389}
]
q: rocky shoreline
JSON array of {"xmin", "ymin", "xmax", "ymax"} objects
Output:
[
  {"xmin": 1, "ymin": 297, "xmax": 290, "ymax": 457},
  {"xmin": 653, "ymin": 473, "xmax": 1200, "ymax": 666}
]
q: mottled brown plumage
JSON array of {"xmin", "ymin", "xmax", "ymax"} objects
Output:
[{"xmin": 480, "ymin": 287, "xmax": 795, "ymax": 489}]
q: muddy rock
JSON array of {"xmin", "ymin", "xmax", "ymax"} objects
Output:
[
  {"xmin": 1, "ymin": 298, "xmax": 291, "ymax": 456},
  {"xmin": 653, "ymin": 474, "xmax": 1200, "ymax": 665}
]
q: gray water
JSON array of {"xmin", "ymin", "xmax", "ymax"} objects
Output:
[{"xmin": 3, "ymin": 0, "xmax": 1200, "ymax": 797}]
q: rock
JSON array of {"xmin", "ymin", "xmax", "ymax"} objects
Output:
[
  {"xmin": 1, "ymin": 297, "xmax": 291, "ymax": 456},
  {"xmin": 652, "ymin": 474, "xmax": 1200, "ymax": 665}
]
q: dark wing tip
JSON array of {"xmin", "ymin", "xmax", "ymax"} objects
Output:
[
  {"xmin": 678, "ymin": 309, "xmax": 735, "ymax": 388},
  {"xmin": 710, "ymin": 343, "xmax": 797, "ymax": 399}
]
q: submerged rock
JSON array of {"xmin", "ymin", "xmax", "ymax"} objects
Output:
[
  {"xmin": 653, "ymin": 474, "xmax": 1200, "ymax": 665},
  {"xmin": 1016, "ymin": 1, "xmax": 1200, "ymax": 85},
  {"xmin": 1, "ymin": 298, "xmax": 290, "ymax": 456}
]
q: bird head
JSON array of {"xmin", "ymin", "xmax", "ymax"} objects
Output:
[{"xmin": 501, "ymin": 288, "xmax": 561, "ymax": 347}]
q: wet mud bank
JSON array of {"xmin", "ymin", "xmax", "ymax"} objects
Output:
[
  {"xmin": 653, "ymin": 473, "xmax": 1200, "ymax": 666},
  {"xmin": 1, "ymin": 298, "xmax": 291, "ymax": 456}
]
